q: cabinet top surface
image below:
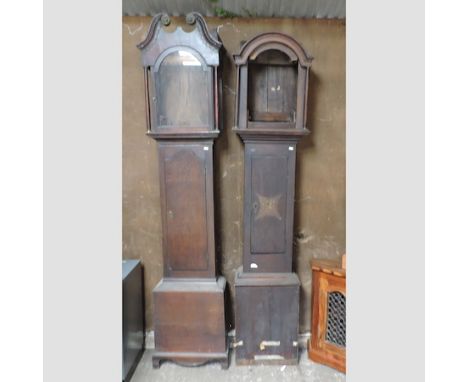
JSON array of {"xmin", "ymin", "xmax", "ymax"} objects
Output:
[
  {"xmin": 311, "ymin": 259, "xmax": 346, "ymax": 278},
  {"xmin": 122, "ymin": 259, "xmax": 141, "ymax": 280}
]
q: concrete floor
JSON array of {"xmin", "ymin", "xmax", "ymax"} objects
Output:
[{"xmin": 131, "ymin": 349, "xmax": 345, "ymax": 382}]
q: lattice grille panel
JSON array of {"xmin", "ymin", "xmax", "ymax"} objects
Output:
[{"xmin": 325, "ymin": 291, "xmax": 346, "ymax": 347}]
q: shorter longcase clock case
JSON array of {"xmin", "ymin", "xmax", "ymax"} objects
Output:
[
  {"xmin": 137, "ymin": 13, "xmax": 228, "ymax": 369},
  {"xmin": 233, "ymin": 33, "xmax": 313, "ymax": 365}
]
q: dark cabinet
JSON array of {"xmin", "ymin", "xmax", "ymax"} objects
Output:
[
  {"xmin": 138, "ymin": 13, "xmax": 228, "ymax": 369},
  {"xmin": 233, "ymin": 32, "xmax": 313, "ymax": 365},
  {"xmin": 122, "ymin": 260, "xmax": 145, "ymax": 382}
]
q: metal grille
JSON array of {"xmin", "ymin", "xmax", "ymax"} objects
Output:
[{"xmin": 325, "ymin": 291, "xmax": 346, "ymax": 347}]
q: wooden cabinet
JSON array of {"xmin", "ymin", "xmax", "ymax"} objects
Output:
[
  {"xmin": 138, "ymin": 13, "xmax": 228, "ymax": 369},
  {"xmin": 233, "ymin": 33, "xmax": 313, "ymax": 365},
  {"xmin": 122, "ymin": 260, "xmax": 145, "ymax": 382},
  {"xmin": 309, "ymin": 259, "xmax": 346, "ymax": 373}
]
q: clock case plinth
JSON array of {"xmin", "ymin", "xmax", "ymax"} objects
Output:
[
  {"xmin": 232, "ymin": 33, "xmax": 313, "ymax": 365},
  {"xmin": 138, "ymin": 13, "xmax": 228, "ymax": 368},
  {"xmin": 151, "ymin": 277, "xmax": 228, "ymax": 369}
]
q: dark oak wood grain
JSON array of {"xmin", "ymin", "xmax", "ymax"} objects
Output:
[
  {"xmin": 138, "ymin": 13, "xmax": 228, "ymax": 368},
  {"xmin": 152, "ymin": 277, "xmax": 228, "ymax": 369},
  {"xmin": 159, "ymin": 142, "xmax": 215, "ymax": 278}
]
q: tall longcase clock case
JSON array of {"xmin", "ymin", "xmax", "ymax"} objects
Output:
[
  {"xmin": 138, "ymin": 13, "xmax": 228, "ymax": 369},
  {"xmin": 232, "ymin": 33, "xmax": 313, "ymax": 365}
]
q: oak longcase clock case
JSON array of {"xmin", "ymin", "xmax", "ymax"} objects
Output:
[
  {"xmin": 233, "ymin": 32, "xmax": 313, "ymax": 365},
  {"xmin": 138, "ymin": 13, "xmax": 228, "ymax": 369}
]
